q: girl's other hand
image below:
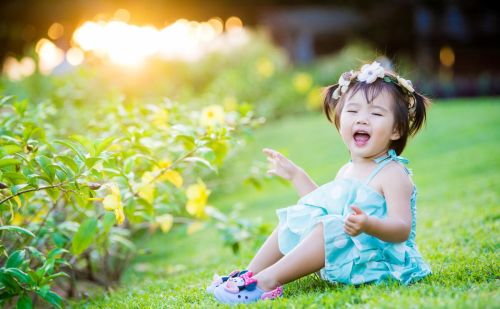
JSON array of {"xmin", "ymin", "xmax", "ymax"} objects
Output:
[
  {"xmin": 262, "ymin": 148, "xmax": 301, "ymax": 181},
  {"xmin": 344, "ymin": 205, "xmax": 369, "ymax": 236}
]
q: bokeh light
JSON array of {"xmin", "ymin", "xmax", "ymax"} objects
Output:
[
  {"xmin": 225, "ymin": 16, "xmax": 243, "ymax": 31},
  {"xmin": 48, "ymin": 22, "xmax": 64, "ymax": 40},
  {"xmin": 36, "ymin": 38, "xmax": 64, "ymax": 74},
  {"xmin": 440, "ymin": 46, "xmax": 455, "ymax": 68},
  {"xmin": 2, "ymin": 56, "xmax": 35, "ymax": 80},
  {"xmin": 66, "ymin": 47, "xmax": 85, "ymax": 66}
]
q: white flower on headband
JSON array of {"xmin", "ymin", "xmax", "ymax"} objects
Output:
[
  {"xmin": 357, "ymin": 61, "xmax": 385, "ymax": 84},
  {"xmin": 396, "ymin": 76, "xmax": 415, "ymax": 93},
  {"xmin": 339, "ymin": 71, "xmax": 353, "ymax": 92},
  {"xmin": 332, "ymin": 70, "xmax": 354, "ymax": 100}
]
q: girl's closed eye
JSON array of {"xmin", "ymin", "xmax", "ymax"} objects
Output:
[
  {"xmin": 371, "ymin": 112, "xmax": 383, "ymax": 116},
  {"xmin": 347, "ymin": 110, "xmax": 358, "ymax": 113}
]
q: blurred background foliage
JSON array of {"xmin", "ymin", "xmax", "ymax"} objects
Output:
[{"xmin": 0, "ymin": 1, "xmax": 498, "ymax": 307}]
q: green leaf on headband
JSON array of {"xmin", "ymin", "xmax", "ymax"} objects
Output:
[{"xmin": 383, "ymin": 76, "xmax": 392, "ymax": 83}]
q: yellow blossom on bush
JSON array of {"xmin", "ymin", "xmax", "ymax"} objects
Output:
[
  {"xmin": 293, "ymin": 72, "xmax": 313, "ymax": 94},
  {"xmin": 156, "ymin": 214, "xmax": 174, "ymax": 233},
  {"xmin": 11, "ymin": 213, "xmax": 24, "ymax": 226},
  {"xmin": 185, "ymin": 180, "xmax": 210, "ymax": 218},
  {"xmin": 138, "ymin": 172, "xmax": 155, "ymax": 204},
  {"xmin": 306, "ymin": 87, "xmax": 323, "ymax": 110},
  {"xmin": 256, "ymin": 57, "xmax": 274, "ymax": 78},
  {"xmin": 162, "ymin": 170, "xmax": 183, "ymax": 188},
  {"xmin": 200, "ymin": 105, "xmax": 225, "ymax": 127},
  {"xmin": 155, "ymin": 160, "xmax": 183, "ymax": 188},
  {"xmin": 102, "ymin": 183, "xmax": 125, "ymax": 225}
]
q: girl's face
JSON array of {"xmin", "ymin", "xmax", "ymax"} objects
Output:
[{"xmin": 339, "ymin": 89, "xmax": 400, "ymax": 162}]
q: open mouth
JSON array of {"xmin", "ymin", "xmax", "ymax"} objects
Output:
[{"xmin": 353, "ymin": 130, "xmax": 370, "ymax": 147}]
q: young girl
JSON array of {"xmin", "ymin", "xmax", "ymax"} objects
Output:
[{"xmin": 207, "ymin": 61, "xmax": 432, "ymax": 304}]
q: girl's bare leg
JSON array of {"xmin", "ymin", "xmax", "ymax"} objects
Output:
[
  {"xmin": 246, "ymin": 226, "xmax": 284, "ymax": 275},
  {"xmin": 253, "ymin": 223, "xmax": 325, "ymax": 290}
]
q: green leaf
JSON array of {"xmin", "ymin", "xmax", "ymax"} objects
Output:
[
  {"xmin": 5, "ymin": 268, "xmax": 32, "ymax": 284},
  {"xmin": 16, "ymin": 293, "xmax": 32, "ymax": 308},
  {"xmin": 84, "ymin": 157, "xmax": 101, "ymax": 169},
  {"xmin": 47, "ymin": 272, "xmax": 69, "ymax": 280},
  {"xmin": 70, "ymin": 134, "xmax": 95, "ymax": 156},
  {"xmin": 0, "ymin": 158, "xmax": 21, "ymax": 168},
  {"xmin": 1, "ymin": 172, "xmax": 27, "ymax": 182},
  {"xmin": 35, "ymin": 155, "xmax": 56, "ymax": 182},
  {"xmin": 95, "ymin": 136, "xmax": 115, "ymax": 156},
  {"xmin": 71, "ymin": 217, "xmax": 98, "ymax": 255},
  {"xmin": 0, "ymin": 95, "xmax": 14, "ymax": 106},
  {"xmin": 6, "ymin": 250, "xmax": 25, "ymax": 268},
  {"xmin": 54, "ymin": 140, "xmax": 85, "ymax": 161},
  {"xmin": 198, "ymin": 147, "xmax": 216, "ymax": 162},
  {"xmin": 102, "ymin": 212, "xmax": 116, "ymax": 234},
  {"xmin": 47, "ymin": 248, "xmax": 68, "ymax": 260},
  {"xmin": 110, "ymin": 234, "xmax": 136, "ymax": 251},
  {"xmin": 56, "ymin": 155, "xmax": 80, "ymax": 174},
  {"xmin": 10, "ymin": 184, "xmax": 30, "ymax": 195},
  {"xmin": 0, "ymin": 226, "xmax": 35, "ymax": 238},
  {"xmin": 16, "ymin": 293, "xmax": 33, "ymax": 309},
  {"xmin": 35, "ymin": 290, "xmax": 62, "ymax": 309},
  {"xmin": 174, "ymin": 135, "xmax": 196, "ymax": 150},
  {"xmin": 183, "ymin": 156, "xmax": 217, "ymax": 172},
  {"xmin": 1, "ymin": 145, "xmax": 23, "ymax": 155}
]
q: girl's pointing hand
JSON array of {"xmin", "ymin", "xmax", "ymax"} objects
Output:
[{"xmin": 263, "ymin": 148, "xmax": 300, "ymax": 181}]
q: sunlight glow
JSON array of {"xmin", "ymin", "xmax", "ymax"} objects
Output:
[
  {"xmin": 2, "ymin": 57, "xmax": 36, "ymax": 80},
  {"xmin": 71, "ymin": 16, "xmax": 248, "ymax": 66},
  {"xmin": 36, "ymin": 38, "xmax": 65, "ymax": 75},
  {"xmin": 66, "ymin": 47, "xmax": 85, "ymax": 66}
]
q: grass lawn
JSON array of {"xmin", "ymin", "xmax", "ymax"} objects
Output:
[{"xmin": 74, "ymin": 97, "xmax": 499, "ymax": 308}]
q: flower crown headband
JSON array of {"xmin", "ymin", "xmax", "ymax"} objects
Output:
[{"xmin": 332, "ymin": 61, "xmax": 417, "ymax": 119}]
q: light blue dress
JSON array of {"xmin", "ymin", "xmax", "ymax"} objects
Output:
[{"xmin": 276, "ymin": 150, "xmax": 431, "ymax": 285}]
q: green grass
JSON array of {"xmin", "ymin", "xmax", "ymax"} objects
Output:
[{"xmin": 74, "ymin": 97, "xmax": 500, "ymax": 308}]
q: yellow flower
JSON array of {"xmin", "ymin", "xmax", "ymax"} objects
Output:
[
  {"xmin": 256, "ymin": 57, "xmax": 274, "ymax": 78},
  {"xmin": 102, "ymin": 183, "xmax": 125, "ymax": 225},
  {"xmin": 156, "ymin": 214, "xmax": 174, "ymax": 233},
  {"xmin": 200, "ymin": 105, "xmax": 225, "ymax": 127},
  {"xmin": 155, "ymin": 160, "xmax": 183, "ymax": 188},
  {"xmin": 11, "ymin": 213, "xmax": 24, "ymax": 226},
  {"xmin": 293, "ymin": 72, "xmax": 313, "ymax": 94},
  {"xmin": 114, "ymin": 207, "xmax": 125, "ymax": 225},
  {"xmin": 158, "ymin": 160, "xmax": 172, "ymax": 169},
  {"xmin": 306, "ymin": 87, "xmax": 323, "ymax": 110},
  {"xmin": 138, "ymin": 172, "xmax": 155, "ymax": 204},
  {"xmin": 161, "ymin": 170, "xmax": 183, "ymax": 188},
  {"xmin": 103, "ymin": 183, "xmax": 122, "ymax": 211},
  {"xmin": 185, "ymin": 180, "xmax": 211, "ymax": 218}
]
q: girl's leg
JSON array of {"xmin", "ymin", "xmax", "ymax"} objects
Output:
[
  {"xmin": 253, "ymin": 223, "xmax": 325, "ymax": 290},
  {"xmin": 246, "ymin": 226, "xmax": 284, "ymax": 275}
]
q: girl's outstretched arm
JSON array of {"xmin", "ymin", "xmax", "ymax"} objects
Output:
[{"xmin": 263, "ymin": 148, "xmax": 318, "ymax": 197}]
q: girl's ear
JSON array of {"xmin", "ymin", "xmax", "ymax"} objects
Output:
[{"xmin": 390, "ymin": 127, "xmax": 401, "ymax": 140}]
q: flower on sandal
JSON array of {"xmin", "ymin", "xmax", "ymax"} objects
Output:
[{"xmin": 224, "ymin": 271, "xmax": 257, "ymax": 293}]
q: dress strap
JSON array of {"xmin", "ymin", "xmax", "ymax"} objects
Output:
[{"xmin": 364, "ymin": 149, "xmax": 411, "ymax": 185}]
